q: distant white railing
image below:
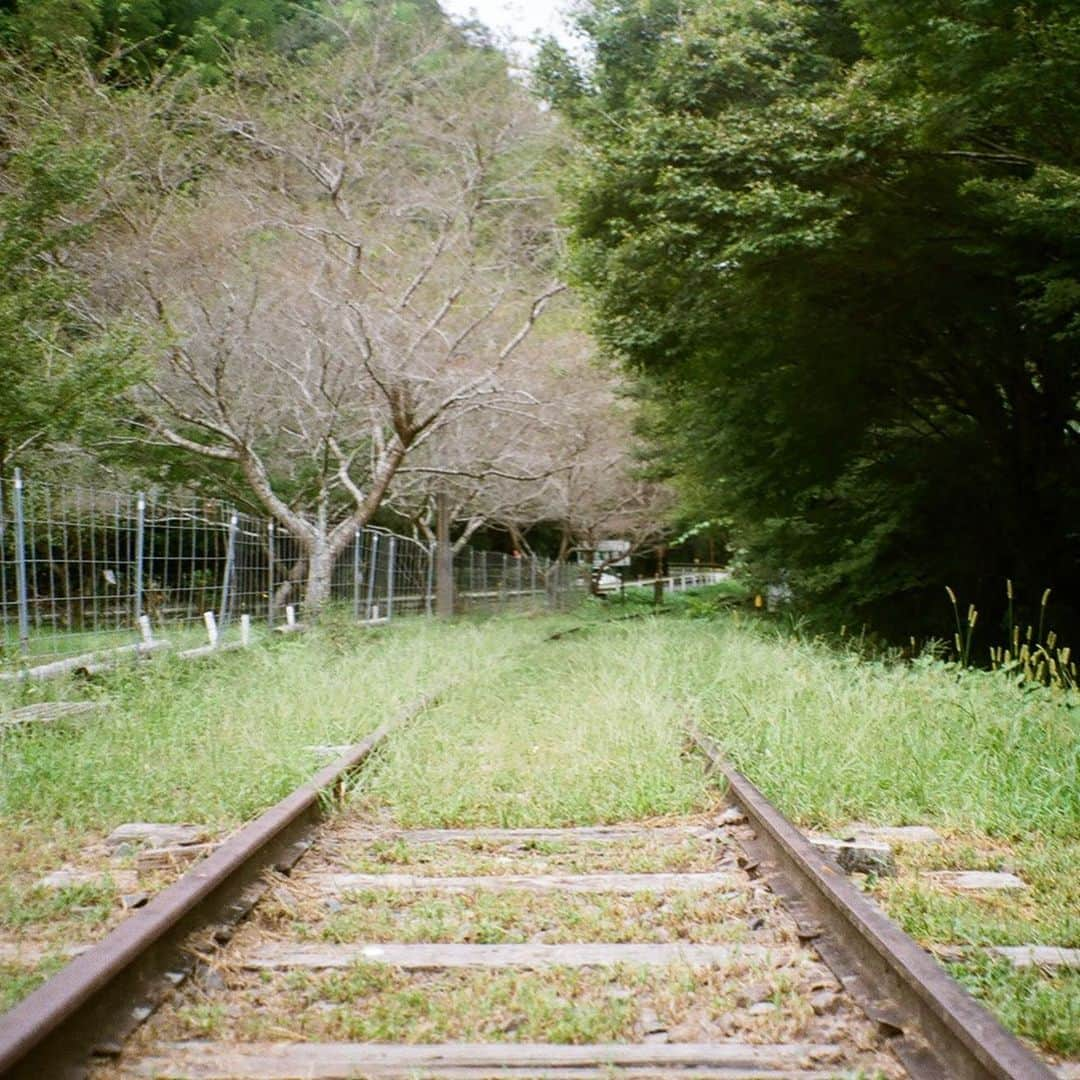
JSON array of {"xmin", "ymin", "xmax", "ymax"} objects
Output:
[{"xmin": 600, "ymin": 569, "xmax": 730, "ymax": 594}]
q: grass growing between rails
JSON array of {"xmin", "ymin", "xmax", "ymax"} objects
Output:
[
  {"xmin": 1, "ymin": 596, "xmax": 1076, "ymax": 1056},
  {"xmin": 360, "ymin": 624, "xmax": 713, "ymax": 826},
  {"xmin": 0, "ymin": 612, "xmax": 546, "ymax": 1011},
  {"xmin": 1, "ymin": 614, "xmax": 540, "ymax": 828}
]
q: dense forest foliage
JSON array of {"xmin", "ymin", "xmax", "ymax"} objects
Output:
[
  {"xmin": 539, "ymin": 0, "xmax": 1080, "ymax": 637},
  {"xmin": 0, "ymin": 0, "xmax": 348, "ymax": 476},
  {"xmin": 0, "ymin": 0, "xmax": 326, "ymax": 76}
]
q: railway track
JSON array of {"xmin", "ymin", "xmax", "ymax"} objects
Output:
[{"xmin": 0, "ymin": 697, "xmax": 1063, "ymax": 1079}]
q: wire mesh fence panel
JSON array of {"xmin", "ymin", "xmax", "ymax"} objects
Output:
[
  {"xmin": 0, "ymin": 477, "xmax": 25, "ymax": 664},
  {"xmin": 385, "ymin": 535, "xmax": 433, "ymax": 618},
  {"xmin": 453, "ymin": 551, "xmax": 583, "ymax": 615},
  {"xmin": 141, "ymin": 498, "xmax": 233, "ymax": 634},
  {"xmin": 1, "ymin": 476, "xmax": 144, "ymax": 666},
  {"xmin": 267, "ymin": 525, "xmax": 307, "ymax": 626},
  {"xmin": 0, "ymin": 477, "xmax": 256, "ymax": 670},
  {"xmin": 1, "ymin": 472, "xmax": 586, "ymax": 674},
  {"xmin": 228, "ymin": 513, "xmax": 272, "ymax": 626}
]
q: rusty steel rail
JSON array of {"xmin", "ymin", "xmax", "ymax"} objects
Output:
[
  {"xmin": 0, "ymin": 692, "xmax": 443, "ymax": 1080},
  {"xmin": 686, "ymin": 723, "xmax": 1055, "ymax": 1080}
]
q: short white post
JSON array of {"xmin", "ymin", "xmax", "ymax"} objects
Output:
[
  {"xmin": 138, "ymin": 614, "xmax": 154, "ymax": 647},
  {"xmin": 203, "ymin": 610, "xmax": 219, "ymax": 647},
  {"xmin": 285, "ymin": 604, "xmax": 296, "ymax": 628},
  {"xmin": 240, "ymin": 613, "xmax": 252, "ymax": 647}
]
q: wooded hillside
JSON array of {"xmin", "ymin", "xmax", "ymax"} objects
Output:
[{"xmin": 3, "ymin": 0, "xmax": 1078, "ymax": 637}]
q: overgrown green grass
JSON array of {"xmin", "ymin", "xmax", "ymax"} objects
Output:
[
  {"xmin": 0, "ymin": 614, "xmax": 540, "ymax": 828},
  {"xmin": 651, "ymin": 612, "xmax": 1078, "ymax": 1056},
  {"xmin": 361, "ymin": 626, "xmax": 711, "ymax": 826},
  {"xmin": 0, "ymin": 611, "xmax": 552, "ymax": 1013},
  {"xmin": 947, "ymin": 956, "xmax": 1080, "ymax": 1056},
  {"xmin": 1, "ymin": 600, "xmax": 1076, "ymax": 1055},
  {"xmin": 664, "ymin": 614, "xmax": 1078, "ymax": 838}
]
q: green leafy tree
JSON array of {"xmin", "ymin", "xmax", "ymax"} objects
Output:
[
  {"xmin": 0, "ymin": 0, "xmax": 322, "ymax": 76},
  {"xmin": 0, "ymin": 127, "xmax": 143, "ymax": 473},
  {"xmin": 0, "ymin": 0, "xmax": 100, "ymax": 53},
  {"xmin": 541, "ymin": 0, "xmax": 1080, "ymax": 636}
]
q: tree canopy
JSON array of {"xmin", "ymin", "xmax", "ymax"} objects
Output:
[
  {"xmin": 539, "ymin": 0, "xmax": 1080, "ymax": 636},
  {"xmin": 0, "ymin": 117, "xmax": 143, "ymax": 473},
  {"xmin": 0, "ymin": 0, "xmax": 326, "ymax": 77}
]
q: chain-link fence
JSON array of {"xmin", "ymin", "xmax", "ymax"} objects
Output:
[{"xmin": 0, "ymin": 470, "xmax": 585, "ymax": 675}]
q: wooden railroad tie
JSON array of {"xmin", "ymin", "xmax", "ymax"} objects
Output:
[
  {"xmin": 241, "ymin": 942, "xmax": 793, "ymax": 971},
  {"xmin": 309, "ymin": 871, "xmax": 741, "ymax": 895},
  {"xmin": 128, "ymin": 1040, "xmax": 849, "ymax": 1079}
]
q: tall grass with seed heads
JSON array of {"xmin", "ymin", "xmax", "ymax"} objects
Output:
[{"xmin": 946, "ymin": 583, "xmax": 1076, "ymax": 690}]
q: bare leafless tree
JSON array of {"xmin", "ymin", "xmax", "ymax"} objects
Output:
[
  {"xmin": 390, "ymin": 333, "xmax": 676, "ymax": 573},
  {"xmin": 538, "ymin": 394, "xmax": 675, "ymax": 572},
  {"xmin": 109, "ymin": 17, "xmax": 571, "ymax": 609}
]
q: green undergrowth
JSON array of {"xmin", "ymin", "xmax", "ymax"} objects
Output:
[
  {"xmin": 947, "ymin": 956, "xmax": 1080, "ymax": 1056},
  {"xmin": 655, "ymin": 612, "xmax": 1078, "ymax": 1057},
  {"xmin": 0, "ymin": 957, "xmax": 65, "ymax": 1013},
  {"xmin": 1, "ymin": 600, "xmax": 1076, "ymax": 1054},
  {"xmin": 668, "ymin": 615, "xmax": 1078, "ymax": 839}
]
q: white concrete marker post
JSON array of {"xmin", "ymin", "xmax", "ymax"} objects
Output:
[
  {"xmin": 240, "ymin": 613, "xmax": 251, "ymax": 647},
  {"xmin": 285, "ymin": 605, "xmax": 297, "ymax": 628},
  {"xmin": 138, "ymin": 614, "xmax": 154, "ymax": 647},
  {"xmin": 203, "ymin": 611, "xmax": 219, "ymax": 647}
]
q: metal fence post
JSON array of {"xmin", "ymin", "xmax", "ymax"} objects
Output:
[
  {"xmin": 435, "ymin": 493, "xmax": 453, "ymax": 618},
  {"xmin": 365, "ymin": 532, "xmax": 380, "ymax": 621},
  {"xmin": 425, "ymin": 542, "xmax": 434, "ymax": 617},
  {"xmin": 13, "ymin": 469, "xmax": 30, "ymax": 658},
  {"xmin": 386, "ymin": 536, "xmax": 396, "ymax": 622},
  {"xmin": 267, "ymin": 519, "xmax": 275, "ymax": 628},
  {"xmin": 0, "ymin": 480, "xmax": 7, "ymax": 646},
  {"xmin": 353, "ymin": 529, "xmax": 362, "ymax": 621},
  {"xmin": 219, "ymin": 511, "xmax": 239, "ymax": 628},
  {"xmin": 134, "ymin": 492, "xmax": 146, "ymax": 624}
]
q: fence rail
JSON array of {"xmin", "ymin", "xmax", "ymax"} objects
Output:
[
  {"xmin": 0, "ymin": 471, "xmax": 584, "ymax": 675},
  {"xmin": 622, "ymin": 570, "xmax": 731, "ymax": 593}
]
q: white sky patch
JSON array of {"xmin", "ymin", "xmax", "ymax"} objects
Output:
[{"xmin": 438, "ymin": 0, "xmax": 586, "ymax": 66}]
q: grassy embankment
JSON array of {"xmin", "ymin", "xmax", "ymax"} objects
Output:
[
  {"xmin": 659, "ymin": 604, "xmax": 1078, "ymax": 1057},
  {"xmin": 1, "ymin": 592, "xmax": 1076, "ymax": 1057}
]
